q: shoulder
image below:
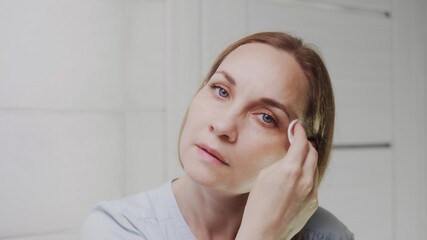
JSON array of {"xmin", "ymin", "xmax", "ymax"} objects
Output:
[
  {"xmin": 80, "ymin": 183, "xmax": 171, "ymax": 240},
  {"xmin": 80, "ymin": 201, "xmax": 137, "ymax": 239},
  {"xmin": 301, "ymin": 206, "xmax": 354, "ymax": 240}
]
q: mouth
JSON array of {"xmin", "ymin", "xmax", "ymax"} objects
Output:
[{"xmin": 195, "ymin": 144, "xmax": 229, "ymax": 166}]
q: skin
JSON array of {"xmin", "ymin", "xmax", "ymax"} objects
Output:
[{"xmin": 173, "ymin": 43, "xmax": 318, "ymax": 240}]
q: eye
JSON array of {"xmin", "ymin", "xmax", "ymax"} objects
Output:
[
  {"xmin": 259, "ymin": 113, "xmax": 277, "ymax": 126},
  {"xmin": 217, "ymin": 87, "xmax": 229, "ymax": 98},
  {"xmin": 210, "ymin": 84, "xmax": 229, "ymax": 98}
]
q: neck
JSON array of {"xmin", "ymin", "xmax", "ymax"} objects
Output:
[{"xmin": 173, "ymin": 175, "xmax": 249, "ymax": 240}]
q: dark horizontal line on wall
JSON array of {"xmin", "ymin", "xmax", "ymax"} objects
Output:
[
  {"xmin": 262, "ymin": 0, "xmax": 391, "ymax": 18},
  {"xmin": 333, "ymin": 142, "xmax": 391, "ymax": 150},
  {"xmin": 0, "ymin": 107, "xmax": 166, "ymax": 114}
]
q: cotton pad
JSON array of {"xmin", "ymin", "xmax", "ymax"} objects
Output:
[{"xmin": 288, "ymin": 119, "xmax": 299, "ymax": 144}]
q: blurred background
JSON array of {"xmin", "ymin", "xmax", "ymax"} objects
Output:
[{"xmin": 0, "ymin": 0, "xmax": 426, "ymax": 239}]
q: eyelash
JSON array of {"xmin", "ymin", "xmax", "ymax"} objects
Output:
[
  {"xmin": 259, "ymin": 112, "xmax": 278, "ymax": 127},
  {"xmin": 209, "ymin": 83, "xmax": 229, "ymax": 98}
]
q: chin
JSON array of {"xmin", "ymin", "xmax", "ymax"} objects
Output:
[
  {"xmin": 184, "ymin": 162, "xmax": 220, "ymax": 187},
  {"xmin": 185, "ymin": 165, "xmax": 253, "ymax": 195}
]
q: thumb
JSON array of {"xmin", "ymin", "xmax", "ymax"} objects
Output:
[{"xmin": 288, "ymin": 120, "xmax": 308, "ymax": 145}]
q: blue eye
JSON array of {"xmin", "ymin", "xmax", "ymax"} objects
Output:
[
  {"xmin": 217, "ymin": 87, "xmax": 228, "ymax": 98},
  {"xmin": 262, "ymin": 113, "xmax": 274, "ymax": 124},
  {"xmin": 210, "ymin": 83, "xmax": 229, "ymax": 98}
]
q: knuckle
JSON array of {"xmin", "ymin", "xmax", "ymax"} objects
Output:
[{"xmin": 301, "ymin": 177, "xmax": 314, "ymax": 192}]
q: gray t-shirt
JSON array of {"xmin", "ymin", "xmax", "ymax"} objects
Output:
[{"xmin": 81, "ymin": 181, "xmax": 354, "ymax": 240}]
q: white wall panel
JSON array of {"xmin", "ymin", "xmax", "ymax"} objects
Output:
[
  {"xmin": 201, "ymin": 0, "xmax": 247, "ymax": 75},
  {"xmin": 307, "ymin": 0, "xmax": 390, "ymax": 12},
  {"xmin": 0, "ymin": 111, "xmax": 124, "ymax": 237},
  {"xmin": 0, "ymin": 0, "xmax": 124, "ymax": 110},
  {"xmin": 165, "ymin": 0, "xmax": 202, "ymax": 180},
  {"xmin": 249, "ymin": 1, "xmax": 392, "ymax": 83},
  {"xmin": 319, "ymin": 149, "xmax": 393, "ymax": 239},
  {"xmin": 334, "ymin": 81, "xmax": 391, "ymax": 144},
  {"xmin": 124, "ymin": 0, "xmax": 166, "ymax": 195},
  {"xmin": 392, "ymin": 0, "xmax": 427, "ymax": 237},
  {"xmin": 247, "ymin": 0, "xmax": 392, "ymax": 144},
  {"xmin": 248, "ymin": 1, "xmax": 392, "ymax": 84},
  {"xmin": 262, "ymin": 0, "xmax": 391, "ymax": 12},
  {"xmin": 424, "ymin": 1, "xmax": 427, "ymax": 233},
  {"xmin": 125, "ymin": 0, "xmax": 166, "ymax": 109},
  {"xmin": 125, "ymin": 111, "xmax": 165, "ymax": 195}
]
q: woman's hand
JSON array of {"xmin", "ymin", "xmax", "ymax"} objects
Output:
[{"xmin": 236, "ymin": 121, "xmax": 319, "ymax": 240}]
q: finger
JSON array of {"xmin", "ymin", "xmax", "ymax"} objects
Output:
[
  {"xmin": 292, "ymin": 121, "xmax": 308, "ymax": 145},
  {"xmin": 286, "ymin": 122, "xmax": 310, "ymax": 165},
  {"xmin": 314, "ymin": 167, "xmax": 319, "ymax": 185},
  {"xmin": 287, "ymin": 119, "xmax": 307, "ymax": 146},
  {"xmin": 308, "ymin": 168, "xmax": 319, "ymax": 200},
  {"xmin": 300, "ymin": 145, "xmax": 318, "ymax": 195},
  {"xmin": 303, "ymin": 144, "xmax": 318, "ymax": 176}
]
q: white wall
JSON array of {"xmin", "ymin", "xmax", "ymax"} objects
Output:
[
  {"xmin": 392, "ymin": 0, "xmax": 427, "ymax": 238},
  {"xmin": 123, "ymin": 0, "xmax": 167, "ymax": 196},
  {"xmin": 0, "ymin": 0, "xmax": 125, "ymax": 239},
  {"xmin": 0, "ymin": 0, "xmax": 425, "ymax": 239}
]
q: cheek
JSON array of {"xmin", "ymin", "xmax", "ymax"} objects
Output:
[
  {"xmin": 244, "ymin": 129, "xmax": 287, "ymax": 163},
  {"xmin": 238, "ymin": 134, "xmax": 287, "ymax": 174},
  {"xmin": 239, "ymin": 141, "xmax": 286, "ymax": 174},
  {"xmin": 250, "ymin": 151, "xmax": 283, "ymax": 173},
  {"xmin": 181, "ymin": 98, "xmax": 203, "ymax": 134},
  {"xmin": 185, "ymin": 93, "xmax": 210, "ymax": 124},
  {"xmin": 232, "ymin": 152, "xmax": 283, "ymax": 193},
  {"xmin": 179, "ymin": 96, "xmax": 207, "ymax": 158}
]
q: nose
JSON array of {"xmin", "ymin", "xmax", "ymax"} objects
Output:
[{"xmin": 209, "ymin": 112, "xmax": 238, "ymax": 143}]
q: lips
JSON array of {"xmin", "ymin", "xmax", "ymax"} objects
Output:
[{"xmin": 196, "ymin": 144, "xmax": 228, "ymax": 166}]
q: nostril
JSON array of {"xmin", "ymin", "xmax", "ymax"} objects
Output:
[{"xmin": 210, "ymin": 120, "xmax": 237, "ymax": 143}]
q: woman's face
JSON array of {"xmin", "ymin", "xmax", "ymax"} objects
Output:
[{"xmin": 179, "ymin": 43, "xmax": 309, "ymax": 194}]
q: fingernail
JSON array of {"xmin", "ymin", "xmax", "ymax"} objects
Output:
[{"xmin": 288, "ymin": 119, "xmax": 299, "ymax": 144}]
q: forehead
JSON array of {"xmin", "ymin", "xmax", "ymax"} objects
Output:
[{"xmin": 216, "ymin": 43, "xmax": 309, "ymax": 115}]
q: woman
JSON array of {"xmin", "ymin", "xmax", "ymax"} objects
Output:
[{"xmin": 82, "ymin": 32, "xmax": 353, "ymax": 240}]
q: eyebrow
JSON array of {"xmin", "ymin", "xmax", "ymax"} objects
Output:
[
  {"xmin": 260, "ymin": 98, "xmax": 291, "ymax": 120},
  {"xmin": 216, "ymin": 70, "xmax": 236, "ymax": 85}
]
